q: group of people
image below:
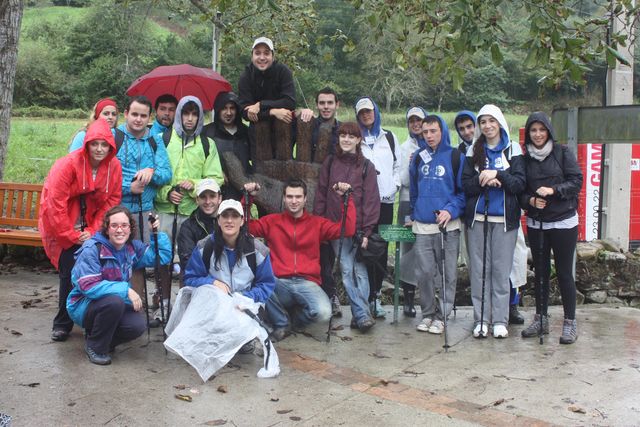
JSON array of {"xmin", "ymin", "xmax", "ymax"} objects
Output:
[{"xmin": 38, "ymin": 35, "xmax": 583, "ymax": 368}]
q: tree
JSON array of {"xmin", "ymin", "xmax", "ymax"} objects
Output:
[{"xmin": 0, "ymin": 0, "xmax": 24, "ymax": 180}]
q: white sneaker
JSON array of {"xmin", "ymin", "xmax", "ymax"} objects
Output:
[
  {"xmin": 473, "ymin": 322, "xmax": 488, "ymax": 338},
  {"xmin": 493, "ymin": 324, "xmax": 509, "ymax": 338},
  {"xmin": 416, "ymin": 318, "xmax": 433, "ymax": 332},
  {"xmin": 427, "ymin": 319, "xmax": 444, "ymax": 335},
  {"xmin": 493, "ymin": 325, "xmax": 509, "ymax": 338}
]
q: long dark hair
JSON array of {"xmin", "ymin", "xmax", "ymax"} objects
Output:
[
  {"xmin": 100, "ymin": 206, "xmax": 137, "ymax": 245},
  {"xmin": 211, "ymin": 221, "xmax": 254, "ymax": 272},
  {"xmin": 471, "ymin": 134, "xmax": 487, "ymax": 170}
]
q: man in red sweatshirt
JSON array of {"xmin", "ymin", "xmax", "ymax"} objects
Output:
[{"xmin": 244, "ymin": 178, "xmax": 355, "ymax": 341}]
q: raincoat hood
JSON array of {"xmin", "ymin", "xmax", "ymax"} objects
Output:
[
  {"xmin": 213, "ymin": 92, "xmax": 243, "ymax": 128},
  {"xmin": 83, "ymin": 118, "xmax": 117, "ymax": 163},
  {"xmin": 474, "ymin": 104, "xmax": 510, "ymax": 148},
  {"xmin": 406, "ymin": 106, "xmax": 429, "ymax": 139},
  {"xmin": 524, "ymin": 111, "xmax": 557, "ymax": 145},
  {"xmin": 355, "ymin": 96, "xmax": 382, "ymax": 138},
  {"xmin": 454, "ymin": 110, "xmax": 477, "ymax": 143},
  {"xmin": 173, "ymin": 95, "xmax": 204, "ymax": 138}
]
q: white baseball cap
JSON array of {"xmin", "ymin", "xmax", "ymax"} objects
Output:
[
  {"xmin": 196, "ymin": 179, "xmax": 221, "ymax": 197},
  {"xmin": 406, "ymin": 107, "xmax": 426, "ymax": 120},
  {"xmin": 355, "ymin": 98, "xmax": 375, "ymax": 115},
  {"xmin": 252, "ymin": 37, "xmax": 274, "ymax": 51},
  {"xmin": 217, "ymin": 199, "xmax": 244, "ymax": 217}
]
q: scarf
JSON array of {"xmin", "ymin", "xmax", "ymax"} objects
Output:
[{"xmin": 527, "ymin": 140, "xmax": 553, "ymax": 161}]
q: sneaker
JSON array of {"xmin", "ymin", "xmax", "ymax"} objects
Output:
[
  {"xmin": 238, "ymin": 340, "xmax": 255, "ymax": 354},
  {"xmin": 427, "ymin": 319, "xmax": 444, "ymax": 335},
  {"xmin": 149, "ymin": 302, "xmax": 169, "ymax": 328},
  {"xmin": 331, "ymin": 295, "xmax": 342, "ymax": 318},
  {"xmin": 270, "ymin": 327, "xmax": 290, "ymax": 342},
  {"xmin": 350, "ymin": 318, "xmax": 359, "ymax": 329},
  {"xmin": 358, "ymin": 318, "xmax": 375, "ymax": 333},
  {"xmin": 559, "ymin": 318, "xmax": 578, "ymax": 345},
  {"xmin": 370, "ymin": 299, "xmax": 386, "ymax": 319},
  {"xmin": 473, "ymin": 322, "xmax": 488, "ymax": 338},
  {"xmin": 521, "ymin": 314, "xmax": 549, "ymax": 338},
  {"xmin": 51, "ymin": 329, "xmax": 70, "ymax": 342},
  {"xmin": 84, "ymin": 342, "xmax": 111, "ymax": 365},
  {"xmin": 509, "ymin": 304, "xmax": 525, "ymax": 324},
  {"xmin": 493, "ymin": 324, "xmax": 509, "ymax": 338},
  {"xmin": 416, "ymin": 318, "xmax": 433, "ymax": 332}
]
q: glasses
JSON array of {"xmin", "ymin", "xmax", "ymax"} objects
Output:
[{"xmin": 109, "ymin": 223, "xmax": 130, "ymax": 231}]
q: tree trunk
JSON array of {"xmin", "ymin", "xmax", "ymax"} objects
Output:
[{"xmin": 0, "ymin": 0, "xmax": 24, "ymax": 181}]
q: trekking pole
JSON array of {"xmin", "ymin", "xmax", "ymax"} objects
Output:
[
  {"xmin": 149, "ymin": 213, "xmax": 167, "ymax": 347},
  {"xmin": 136, "ymin": 193, "xmax": 150, "ymax": 342},
  {"xmin": 435, "ymin": 211, "xmax": 450, "ymax": 352},
  {"xmin": 537, "ymin": 216, "xmax": 545, "ymax": 345},
  {"xmin": 326, "ymin": 186, "xmax": 351, "ymax": 343},
  {"xmin": 242, "ymin": 188, "xmax": 251, "ymax": 224},
  {"xmin": 79, "ymin": 195, "xmax": 87, "ymax": 232},
  {"xmin": 168, "ymin": 199, "xmax": 179, "ymax": 319},
  {"xmin": 479, "ymin": 190, "xmax": 489, "ymax": 338}
]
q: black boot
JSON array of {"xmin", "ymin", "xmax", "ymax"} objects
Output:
[
  {"xmin": 403, "ymin": 284, "xmax": 416, "ymax": 318},
  {"xmin": 509, "ymin": 304, "xmax": 525, "ymax": 325}
]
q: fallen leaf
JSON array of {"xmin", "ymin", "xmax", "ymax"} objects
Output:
[
  {"xmin": 568, "ymin": 405, "xmax": 586, "ymax": 414},
  {"xmin": 217, "ymin": 385, "xmax": 228, "ymax": 393},
  {"xmin": 19, "ymin": 382, "xmax": 39, "ymax": 387},
  {"xmin": 173, "ymin": 384, "xmax": 187, "ymax": 390},
  {"xmin": 190, "ymin": 388, "xmax": 200, "ymax": 394},
  {"xmin": 277, "ymin": 409, "xmax": 293, "ymax": 414},
  {"xmin": 402, "ymin": 370, "xmax": 424, "ymax": 376},
  {"xmin": 0, "ymin": 349, "xmax": 7, "ymax": 354},
  {"xmin": 375, "ymin": 399, "xmax": 383, "ymax": 404},
  {"xmin": 330, "ymin": 324, "xmax": 344, "ymax": 331},
  {"xmin": 204, "ymin": 420, "xmax": 227, "ymax": 426},
  {"xmin": 175, "ymin": 394, "xmax": 192, "ymax": 402},
  {"xmin": 339, "ymin": 336, "xmax": 352, "ymax": 342},
  {"xmin": 608, "ymin": 367, "xmax": 621, "ymax": 371},
  {"xmin": 68, "ymin": 402, "xmax": 76, "ymax": 407},
  {"xmin": 492, "ymin": 398, "xmax": 505, "ymax": 406},
  {"xmin": 270, "ymin": 397, "xmax": 280, "ymax": 402},
  {"xmin": 10, "ymin": 330, "xmax": 22, "ymax": 336},
  {"xmin": 289, "ymin": 416, "xmax": 301, "ymax": 421},
  {"xmin": 380, "ymin": 379, "xmax": 398, "ymax": 386},
  {"xmin": 369, "ymin": 352, "xmax": 390, "ymax": 359}
]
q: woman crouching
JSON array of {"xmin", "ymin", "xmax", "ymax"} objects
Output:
[{"xmin": 67, "ymin": 207, "xmax": 171, "ymax": 365}]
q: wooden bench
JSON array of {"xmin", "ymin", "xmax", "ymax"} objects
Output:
[{"xmin": 0, "ymin": 182, "xmax": 43, "ymax": 247}]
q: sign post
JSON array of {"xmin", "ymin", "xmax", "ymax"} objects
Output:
[{"xmin": 379, "ymin": 224, "xmax": 416, "ymax": 323}]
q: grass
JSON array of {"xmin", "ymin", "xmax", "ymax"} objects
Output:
[{"xmin": 5, "ymin": 118, "xmax": 84, "ymax": 183}]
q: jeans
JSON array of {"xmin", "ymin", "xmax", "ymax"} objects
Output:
[
  {"xmin": 331, "ymin": 238, "xmax": 372, "ymax": 324},
  {"xmin": 84, "ymin": 295, "xmax": 146, "ymax": 354},
  {"xmin": 265, "ymin": 277, "xmax": 331, "ymax": 329}
]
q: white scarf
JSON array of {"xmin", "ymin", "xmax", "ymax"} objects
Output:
[{"xmin": 527, "ymin": 141, "xmax": 553, "ymax": 161}]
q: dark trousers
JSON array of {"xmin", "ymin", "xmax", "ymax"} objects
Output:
[
  {"xmin": 84, "ymin": 295, "xmax": 146, "ymax": 354},
  {"xmin": 320, "ymin": 243, "xmax": 336, "ymax": 298},
  {"xmin": 527, "ymin": 226, "xmax": 578, "ymax": 320},
  {"xmin": 367, "ymin": 202, "xmax": 393, "ymax": 302},
  {"xmin": 53, "ymin": 245, "xmax": 80, "ymax": 332}
]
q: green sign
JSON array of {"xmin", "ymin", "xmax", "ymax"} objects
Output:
[{"xmin": 378, "ymin": 224, "xmax": 416, "ymax": 243}]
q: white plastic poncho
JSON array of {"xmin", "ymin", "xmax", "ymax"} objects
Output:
[{"xmin": 164, "ymin": 285, "xmax": 280, "ymax": 382}]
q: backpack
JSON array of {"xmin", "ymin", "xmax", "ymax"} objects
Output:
[
  {"xmin": 413, "ymin": 147, "xmax": 462, "ymax": 192},
  {"xmin": 381, "ymin": 129, "xmax": 397, "ymax": 163},
  {"xmin": 113, "ymin": 128, "xmax": 211, "ymax": 158},
  {"xmin": 201, "ymin": 236, "xmax": 257, "ymax": 285}
]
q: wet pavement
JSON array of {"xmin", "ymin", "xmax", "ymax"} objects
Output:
[{"xmin": 1, "ymin": 266, "xmax": 639, "ymax": 426}]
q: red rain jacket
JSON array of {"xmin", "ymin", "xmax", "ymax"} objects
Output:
[{"xmin": 39, "ymin": 118, "xmax": 122, "ymax": 268}]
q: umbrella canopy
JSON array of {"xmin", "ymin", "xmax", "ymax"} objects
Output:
[{"xmin": 126, "ymin": 64, "xmax": 232, "ymax": 111}]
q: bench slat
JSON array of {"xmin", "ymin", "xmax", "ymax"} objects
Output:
[{"xmin": 0, "ymin": 182, "xmax": 44, "ymax": 247}]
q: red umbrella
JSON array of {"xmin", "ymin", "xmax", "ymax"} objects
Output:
[{"xmin": 126, "ymin": 64, "xmax": 232, "ymax": 111}]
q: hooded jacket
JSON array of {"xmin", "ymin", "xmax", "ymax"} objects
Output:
[
  {"xmin": 314, "ymin": 152, "xmax": 380, "ymax": 238},
  {"xmin": 238, "ymin": 61, "xmax": 296, "ymax": 121},
  {"xmin": 203, "ymin": 92, "xmax": 251, "ymax": 201},
  {"xmin": 454, "ymin": 110, "xmax": 477, "ymax": 154},
  {"xmin": 149, "ymin": 119, "xmax": 170, "ymax": 141},
  {"xmin": 409, "ymin": 115, "xmax": 465, "ymax": 225},
  {"xmin": 248, "ymin": 198, "xmax": 356, "ymax": 285},
  {"xmin": 461, "ymin": 104, "xmax": 526, "ymax": 231},
  {"xmin": 400, "ymin": 107, "xmax": 428, "ymax": 202},
  {"xmin": 155, "ymin": 96, "xmax": 224, "ymax": 216},
  {"xmin": 67, "ymin": 231, "xmax": 171, "ymax": 327},
  {"xmin": 177, "ymin": 207, "xmax": 217, "ymax": 271},
  {"xmin": 520, "ymin": 112, "xmax": 583, "ymax": 223},
  {"xmin": 39, "ymin": 119, "xmax": 123, "ymax": 269},
  {"xmin": 116, "ymin": 122, "xmax": 172, "ymax": 213},
  {"xmin": 355, "ymin": 97, "xmax": 401, "ymax": 204}
]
